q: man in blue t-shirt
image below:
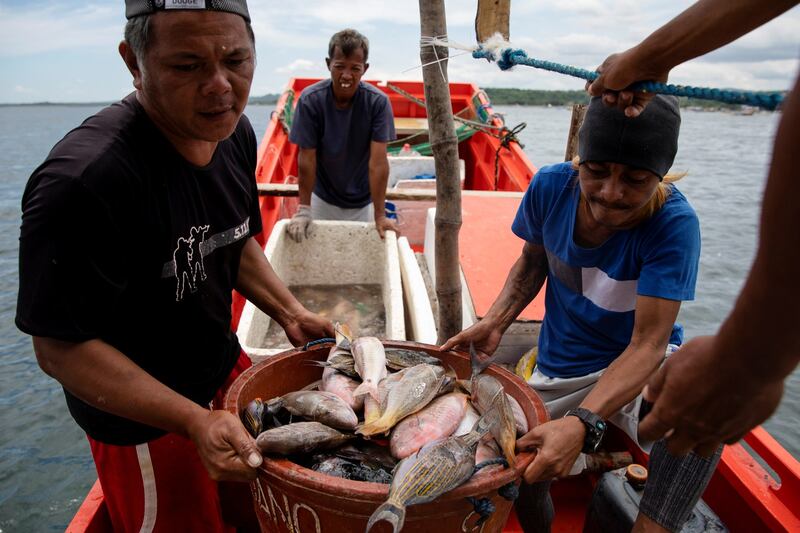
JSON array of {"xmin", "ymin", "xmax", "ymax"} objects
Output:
[
  {"xmin": 287, "ymin": 29, "xmax": 397, "ymax": 241},
  {"xmin": 443, "ymin": 96, "xmax": 720, "ymax": 533}
]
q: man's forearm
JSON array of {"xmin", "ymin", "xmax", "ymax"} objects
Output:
[
  {"xmin": 236, "ymin": 238, "xmax": 303, "ymax": 327},
  {"xmin": 634, "ymin": 0, "xmax": 798, "ymax": 74},
  {"xmin": 483, "ymin": 243, "xmax": 547, "ymax": 330},
  {"xmin": 297, "ymin": 150, "xmax": 316, "ymax": 206},
  {"xmin": 369, "ymin": 157, "xmax": 390, "ymax": 217},
  {"xmin": 33, "ymin": 337, "xmax": 206, "ymax": 437},
  {"xmin": 581, "ymin": 342, "xmax": 665, "ymax": 419}
]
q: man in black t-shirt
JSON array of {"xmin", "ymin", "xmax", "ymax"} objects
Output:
[{"xmin": 16, "ymin": 2, "xmax": 333, "ymax": 530}]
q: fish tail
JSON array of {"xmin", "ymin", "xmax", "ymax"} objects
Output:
[
  {"xmin": 356, "ymin": 416, "xmax": 392, "ymax": 437},
  {"xmin": 366, "ymin": 501, "xmax": 405, "ymax": 533},
  {"xmin": 469, "ymin": 342, "xmax": 491, "ymax": 378},
  {"xmin": 335, "ymin": 322, "xmax": 353, "ymax": 348},
  {"xmin": 352, "ymin": 381, "xmax": 380, "ymax": 402},
  {"xmin": 501, "ymin": 444, "xmax": 517, "ymax": 468}
]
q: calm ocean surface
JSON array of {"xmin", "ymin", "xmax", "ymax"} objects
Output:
[{"xmin": 0, "ymin": 103, "xmax": 796, "ymax": 531}]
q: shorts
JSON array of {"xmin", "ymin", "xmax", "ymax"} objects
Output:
[
  {"xmin": 311, "ymin": 192, "xmax": 374, "ymax": 222},
  {"xmin": 87, "ymin": 351, "xmax": 252, "ymax": 533}
]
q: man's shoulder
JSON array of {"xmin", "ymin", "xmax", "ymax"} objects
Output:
[
  {"xmin": 32, "ymin": 95, "xmax": 151, "ymax": 196},
  {"xmin": 358, "ymin": 82, "xmax": 390, "ymax": 109},
  {"xmin": 657, "ymin": 185, "xmax": 698, "ymax": 222},
  {"xmin": 47, "ymin": 95, "xmax": 145, "ymax": 171},
  {"xmin": 531, "ymin": 161, "xmax": 577, "ymax": 193},
  {"xmin": 298, "ymin": 79, "xmax": 331, "ymax": 102}
]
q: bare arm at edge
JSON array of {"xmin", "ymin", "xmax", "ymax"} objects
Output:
[
  {"xmin": 588, "ymin": 0, "xmax": 799, "ymax": 115},
  {"xmin": 638, "ymin": 73, "xmax": 800, "ymax": 454}
]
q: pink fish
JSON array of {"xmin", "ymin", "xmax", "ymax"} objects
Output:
[{"xmin": 390, "ymin": 393, "xmax": 469, "ymax": 459}]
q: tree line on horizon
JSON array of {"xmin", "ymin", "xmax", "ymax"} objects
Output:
[{"xmin": 248, "ymin": 88, "xmax": 744, "ymax": 110}]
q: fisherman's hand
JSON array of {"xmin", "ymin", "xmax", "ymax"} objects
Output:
[
  {"xmin": 587, "ymin": 48, "xmax": 669, "ymax": 118},
  {"xmin": 440, "ymin": 318, "xmax": 504, "ymax": 361},
  {"xmin": 639, "ymin": 335, "xmax": 784, "ymax": 457},
  {"xmin": 375, "ymin": 215, "xmax": 399, "ymax": 240},
  {"xmin": 186, "ymin": 409, "xmax": 262, "ymax": 482},
  {"xmin": 517, "ymin": 417, "xmax": 585, "ymax": 483},
  {"xmin": 287, "ymin": 205, "xmax": 312, "ymax": 243},
  {"xmin": 282, "ymin": 307, "xmax": 335, "ymax": 347}
]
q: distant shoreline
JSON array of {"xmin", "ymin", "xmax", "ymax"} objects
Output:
[{"xmin": 0, "ymin": 88, "xmax": 777, "ymax": 111}]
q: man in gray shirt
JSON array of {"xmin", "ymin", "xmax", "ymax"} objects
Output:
[{"xmin": 287, "ymin": 29, "xmax": 398, "ymax": 241}]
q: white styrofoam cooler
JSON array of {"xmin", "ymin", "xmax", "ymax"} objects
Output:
[{"xmin": 236, "ymin": 220, "xmax": 405, "ymax": 362}]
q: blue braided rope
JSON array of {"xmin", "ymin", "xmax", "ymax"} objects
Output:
[
  {"xmin": 473, "ymin": 48, "xmax": 784, "ymax": 110},
  {"xmin": 466, "ymin": 497, "xmax": 496, "ymax": 526}
]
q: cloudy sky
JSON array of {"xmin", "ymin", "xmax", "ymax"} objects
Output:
[{"xmin": 1, "ymin": 0, "xmax": 798, "ymax": 103}]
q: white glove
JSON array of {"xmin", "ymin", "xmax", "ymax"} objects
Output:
[{"xmin": 287, "ymin": 204, "xmax": 312, "ymax": 242}]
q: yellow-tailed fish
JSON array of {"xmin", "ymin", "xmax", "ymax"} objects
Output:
[{"xmin": 358, "ymin": 364, "xmax": 445, "ymax": 437}]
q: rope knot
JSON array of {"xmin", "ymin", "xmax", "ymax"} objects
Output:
[
  {"xmin": 466, "ymin": 497, "xmax": 496, "ymax": 527},
  {"xmin": 498, "ymin": 48, "xmax": 527, "ymax": 71}
]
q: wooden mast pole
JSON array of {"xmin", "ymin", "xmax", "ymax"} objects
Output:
[{"xmin": 418, "ymin": 0, "xmax": 462, "ymax": 343}]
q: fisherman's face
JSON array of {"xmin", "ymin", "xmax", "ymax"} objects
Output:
[
  {"xmin": 578, "ymin": 161, "xmax": 660, "ymax": 229},
  {"xmin": 131, "ymin": 11, "xmax": 254, "ymax": 144},
  {"xmin": 326, "ymin": 46, "xmax": 368, "ymax": 104}
]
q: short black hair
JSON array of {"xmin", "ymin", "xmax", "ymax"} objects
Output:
[
  {"xmin": 124, "ymin": 14, "xmax": 255, "ymax": 59},
  {"xmin": 328, "ymin": 29, "xmax": 369, "ymax": 62}
]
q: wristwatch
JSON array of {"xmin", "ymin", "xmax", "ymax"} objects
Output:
[{"xmin": 565, "ymin": 407, "xmax": 607, "ymax": 454}]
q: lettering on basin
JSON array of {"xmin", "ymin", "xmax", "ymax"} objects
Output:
[{"xmin": 252, "ymin": 478, "xmax": 322, "ymax": 533}]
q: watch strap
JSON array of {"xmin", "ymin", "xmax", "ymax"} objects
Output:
[{"xmin": 565, "ymin": 407, "xmax": 607, "ymax": 454}]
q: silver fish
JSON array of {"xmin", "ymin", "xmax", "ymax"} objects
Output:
[
  {"xmin": 335, "ymin": 443, "xmax": 398, "ymax": 471},
  {"xmin": 352, "ymin": 337, "xmax": 388, "ymax": 402},
  {"xmin": 315, "ymin": 348, "xmax": 442, "ymax": 376},
  {"xmin": 256, "ymin": 421, "xmax": 354, "ymax": 456},
  {"xmin": 358, "ymin": 364, "xmax": 445, "ymax": 437},
  {"xmin": 383, "ymin": 348, "xmax": 442, "ymax": 370},
  {"xmin": 312, "ymin": 352, "xmax": 360, "ymax": 379},
  {"xmin": 268, "ymin": 390, "xmax": 358, "ymax": 430}
]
